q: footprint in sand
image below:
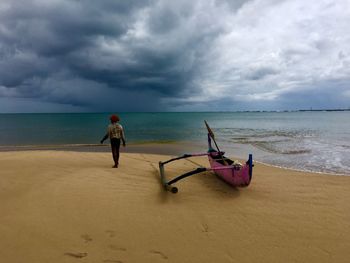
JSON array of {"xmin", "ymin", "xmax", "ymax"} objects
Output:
[
  {"xmin": 103, "ymin": 260, "xmax": 123, "ymax": 263},
  {"xmin": 105, "ymin": 230, "xmax": 116, "ymax": 238},
  {"xmin": 64, "ymin": 252, "xmax": 88, "ymax": 258},
  {"xmin": 201, "ymin": 223, "xmax": 209, "ymax": 233},
  {"xmin": 81, "ymin": 234, "xmax": 93, "ymax": 243},
  {"xmin": 109, "ymin": 245, "xmax": 127, "ymax": 251},
  {"xmin": 149, "ymin": 250, "xmax": 168, "ymax": 260}
]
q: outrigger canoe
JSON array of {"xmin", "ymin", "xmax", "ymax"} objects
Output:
[{"xmin": 159, "ymin": 121, "xmax": 253, "ymax": 193}]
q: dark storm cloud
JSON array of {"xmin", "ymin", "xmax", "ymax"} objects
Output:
[
  {"xmin": 1, "ymin": 1, "xmax": 126, "ymax": 55},
  {"xmin": 0, "ymin": 0, "xmax": 222, "ymax": 111},
  {"xmin": 67, "ymin": 45, "xmax": 197, "ymax": 96}
]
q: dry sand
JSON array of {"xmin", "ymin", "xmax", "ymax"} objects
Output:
[{"xmin": 0, "ymin": 150, "xmax": 349, "ymax": 263}]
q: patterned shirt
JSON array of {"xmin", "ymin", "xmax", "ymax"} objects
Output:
[{"xmin": 107, "ymin": 123, "xmax": 125, "ymax": 141}]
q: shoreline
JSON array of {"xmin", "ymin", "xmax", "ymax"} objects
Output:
[
  {"xmin": 0, "ymin": 141, "xmax": 204, "ymax": 155},
  {"xmin": 253, "ymin": 160, "xmax": 349, "ymax": 177},
  {"xmin": 0, "ymin": 142, "xmax": 348, "ymax": 176}
]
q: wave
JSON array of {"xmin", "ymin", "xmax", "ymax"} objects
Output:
[
  {"xmin": 217, "ymin": 127, "xmax": 316, "ymax": 140},
  {"xmin": 227, "ymin": 136, "xmax": 311, "ymax": 155},
  {"xmin": 250, "ymin": 141, "xmax": 311, "ymax": 155}
]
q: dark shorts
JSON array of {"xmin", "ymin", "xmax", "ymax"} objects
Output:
[{"xmin": 110, "ymin": 138, "xmax": 121, "ymax": 149}]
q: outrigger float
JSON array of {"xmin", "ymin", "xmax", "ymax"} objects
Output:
[{"xmin": 159, "ymin": 121, "xmax": 254, "ymax": 193}]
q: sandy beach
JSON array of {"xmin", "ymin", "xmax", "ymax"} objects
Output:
[{"xmin": 1, "ymin": 149, "xmax": 350, "ymax": 263}]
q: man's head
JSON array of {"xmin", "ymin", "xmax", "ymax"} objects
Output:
[{"xmin": 110, "ymin": 114, "xmax": 120, "ymax": 123}]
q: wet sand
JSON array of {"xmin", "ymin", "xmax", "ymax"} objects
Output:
[
  {"xmin": 0, "ymin": 141, "xmax": 203, "ymax": 155},
  {"xmin": 0, "ymin": 150, "xmax": 349, "ymax": 262}
]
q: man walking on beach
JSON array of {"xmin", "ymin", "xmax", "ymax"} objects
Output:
[{"xmin": 100, "ymin": 114, "xmax": 126, "ymax": 168}]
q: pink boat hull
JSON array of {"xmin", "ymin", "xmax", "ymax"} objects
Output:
[{"xmin": 208, "ymin": 153, "xmax": 252, "ymax": 187}]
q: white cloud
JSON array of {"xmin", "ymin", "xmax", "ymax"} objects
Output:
[{"xmin": 173, "ymin": 0, "xmax": 350, "ymax": 109}]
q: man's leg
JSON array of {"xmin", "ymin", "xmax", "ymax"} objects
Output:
[{"xmin": 111, "ymin": 139, "xmax": 120, "ymax": 168}]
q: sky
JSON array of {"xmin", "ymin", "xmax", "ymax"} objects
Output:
[{"xmin": 0, "ymin": 0, "xmax": 350, "ymax": 112}]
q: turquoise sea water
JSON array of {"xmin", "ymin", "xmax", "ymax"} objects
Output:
[{"xmin": 0, "ymin": 112, "xmax": 349, "ymax": 175}]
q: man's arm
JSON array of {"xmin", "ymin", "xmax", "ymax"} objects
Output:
[
  {"xmin": 121, "ymin": 128, "xmax": 126, "ymax": 146},
  {"xmin": 100, "ymin": 133, "xmax": 108, "ymax": 144}
]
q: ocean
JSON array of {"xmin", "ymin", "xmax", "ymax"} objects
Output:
[{"xmin": 0, "ymin": 112, "xmax": 349, "ymax": 175}]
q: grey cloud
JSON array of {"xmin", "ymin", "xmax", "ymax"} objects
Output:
[
  {"xmin": 277, "ymin": 81, "xmax": 350, "ymax": 110},
  {"xmin": 214, "ymin": 0, "xmax": 251, "ymax": 12},
  {"xmin": 243, "ymin": 66, "xmax": 279, "ymax": 81},
  {"xmin": 148, "ymin": 7, "xmax": 181, "ymax": 34}
]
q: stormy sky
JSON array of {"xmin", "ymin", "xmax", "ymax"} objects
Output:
[{"xmin": 0, "ymin": 0, "xmax": 349, "ymax": 112}]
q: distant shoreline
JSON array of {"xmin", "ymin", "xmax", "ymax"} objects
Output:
[
  {"xmin": 0, "ymin": 109, "xmax": 349, "ymax": 114},
  {"xmin": 234, "ymin": 108, "xmax": 350, "ymax": 113}
]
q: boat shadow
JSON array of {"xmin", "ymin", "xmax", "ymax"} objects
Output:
[
  {"xmin": 198, "ymin": 171, "xmax": 241, "ymax": 198},
  {"xmin": 154, "ymin": 169, "xmax": 241, "ymax": 202}
]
